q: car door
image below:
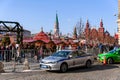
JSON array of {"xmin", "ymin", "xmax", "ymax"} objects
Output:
[
  {"xmin": 77, "ymin": 51, "xmax": 87, "ymax": 66},
  {"xmin": 116, "ymin": 50, "xmax": 120, "ymax": 62},
  {"xmin": 72, "ymin": 51, "xmax": 80, "ymax": 66},
  {"xmin": 67, "ymin": 51, "xmax": 78, "ymax": 67}
]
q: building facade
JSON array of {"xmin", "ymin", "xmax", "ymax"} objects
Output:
[
  {"xmin": 84, "ymin": 19, "xmax": 115, "ymax": 45},
  {"xmin": 117, "ymin": 0, "xmax": 120, "ymax": 45}
]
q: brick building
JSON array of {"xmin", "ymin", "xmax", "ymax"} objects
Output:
[{"xmin": 84, "ymin": 19, "xmax": 115, "ymax": 45}]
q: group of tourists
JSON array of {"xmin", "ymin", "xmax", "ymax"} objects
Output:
[
  {"xmin": 0, "ymin": 44, "xmax": 21, "ymax": 63},
  {"xmin": 0, "ymin": 45, "xmax": 13, "ymax": 62},
  {"xmin": 0, "ymin": 42, "xmax": 119, "ymax": 63}
]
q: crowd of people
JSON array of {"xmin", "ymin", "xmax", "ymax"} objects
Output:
[
  {"xmin": 0, "ymin": 44, "xmax": 22, "ymax": 62},
  {"xmin": 0, "ymin": 42, "xmax": 119, "ymax": 63}
]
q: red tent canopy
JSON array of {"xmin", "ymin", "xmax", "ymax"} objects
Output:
[{"xmin": 33, "ymin": 31, "xmax": 50, "ymax": 43}]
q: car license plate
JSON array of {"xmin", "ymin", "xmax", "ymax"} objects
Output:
[{"xmin": 41, "ymin": 65, "xmax": 48, "ymax": 68}]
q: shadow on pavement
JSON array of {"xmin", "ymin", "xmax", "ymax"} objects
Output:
[
  {"xmin": 3, "ymin": 62, "xmax": 119, "ymax": 74},
  {"xmin": 48, "ymin": 63, "xmax": 119, "ymax": 73},
  {"xmin": 66, "ymin": 64, "xmax": 119, "ymax": 73}
]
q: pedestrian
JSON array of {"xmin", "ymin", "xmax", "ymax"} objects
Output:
[
  {"xmin": 16, "ymin": 47, "xmax": 22, "ymax": 63},
  {"xmin": 77, "ymin": 45, "xmax": 81, "ymax": 50},
  {"xmin": 99, "ymin": 43, "xmax": 103, "ymax": 53},
  {"xmin": 113, "ymin": 43, "xmax": 119, "ymax": 50},
  {"xmin": 5, "ymin": 45, "xmax": 10, "ymax": 62},
  {"xmin": 0, "ymin": 46, "xmax": 1, "ymax": 60},
  {"xmin": 1, "ymin": 46, "xmax": 5, "ymax": 61},
  {"xmin": 40, "ymin": 47, "xmax": 43, "ymax": 58}
]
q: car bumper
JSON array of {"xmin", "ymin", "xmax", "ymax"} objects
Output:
[
  {"xmin": 97, "ymin": 57, "xmax": 103, "ymax": 63},
  {"xmin": 40, "ymin": 63, "xmax": 61, "ymax": 71}
]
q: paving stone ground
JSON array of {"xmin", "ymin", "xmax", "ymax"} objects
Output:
[{"xmin": 0, "ymin": 62, "xmax": 120, "ymax": 80}]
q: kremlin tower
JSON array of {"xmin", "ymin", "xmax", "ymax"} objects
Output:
[
  {"xmin": 84, "ymin": 20, "xmax": 90, "ymax": 40},
  {"xmin": 98, "ymin": 19, "xmax": 105, "ymax": 42},
  {"xmin": 54, "ymin": 13, "xmax": 60, "ymax": 37}
]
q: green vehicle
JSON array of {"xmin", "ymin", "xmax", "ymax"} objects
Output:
[{"xmin": 97, "ymin": 48, "xmax": 120, "ymax": 64}]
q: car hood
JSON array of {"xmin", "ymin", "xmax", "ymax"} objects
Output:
[
  {"xmin": 42, "ymin": 56, "xmax": 67, "ymax": 62},
  {"xmin": 98, "ymin": 53, "xmax": 110, "ymax": 57}
]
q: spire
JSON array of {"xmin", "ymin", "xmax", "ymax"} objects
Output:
[
  {"xmin": 100, "ymin": 19, "xmax": 103, "ymax": 27},
  {"xmin": 54, "ymin": 12, "xmax": 60, "ymax": 37},
  {"xmin": 55, "ymin": 12, "xmax": 59, "ymax": 29},
  {"xmin": 86, "ymin": 19, "xmax": 89, "ymax": 28},
  {"xmin": 41, "ymin": 27, "xmax": 43, "ymax": 32}
]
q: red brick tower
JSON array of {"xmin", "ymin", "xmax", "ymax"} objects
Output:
[
  {"xmin": 84, "ymin": 20, "xmax": 91, "ymax": 40},
  {"xmin": 98, "ymin": 19, "xmax": 105, "ymax": 43}
]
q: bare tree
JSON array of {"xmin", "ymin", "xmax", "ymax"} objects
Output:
[
  {"xmin": 73, "ymin": 27, "xmax": 77, "ymax": 39},
  {"xmin": 76, "ymin": 18, "xmax": 85, "ymax": 39}
]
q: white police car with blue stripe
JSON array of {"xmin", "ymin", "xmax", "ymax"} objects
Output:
[{"xmin": 40, "ymin": 50, "xmax": 94, "ymax": 72}]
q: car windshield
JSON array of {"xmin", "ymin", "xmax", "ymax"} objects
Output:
[
  {"xmin": 108, "ymin": 49, "xmax": 116, "ymax": 53},
  {"xmin": 51, "ymin": 51, "xmax": 71, "ymax": 57}
]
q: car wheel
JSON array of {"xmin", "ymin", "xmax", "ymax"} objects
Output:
[
  {"xmin": 107, "ymin": 58, "xmax": 113, "ymax": 64},
  {"xmin": 86, "ymin": 60, "xmax": 91, "ymax": 68},
  {"xmin": 60, "ymin": 63, "xmax": 68, "ymax": 73}
]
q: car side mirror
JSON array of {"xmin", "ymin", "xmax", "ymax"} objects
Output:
[{"xmin": 68, "ymin": 55, "xmax": 73, "ymax": 59}]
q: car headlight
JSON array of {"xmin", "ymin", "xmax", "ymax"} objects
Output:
[
  {"xmin": 49, "ymin": 61, "xmax": 58, "ymax": 64},
  {"xmin": 40, "ymin": 61, "xmax": 44, "ymax": 63},
  {"xmin": 101, "ymin": 56, "xmax": 106, "ymax": 60}
]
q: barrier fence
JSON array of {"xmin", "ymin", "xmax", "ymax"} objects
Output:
[
  {"xmin": 0, "ymin": 49, "xmax": 54, "ymax": 63},
  {"xmin": 0, "ymin": 48, "xmax": 101, "ymax": 62},
  {"xmin": 0, "ymin": 48, "xmax": 101, "ymax": 72},
  {"xmin": 0, "ymin": 49, "xmax": 54, "ymax": 72}
]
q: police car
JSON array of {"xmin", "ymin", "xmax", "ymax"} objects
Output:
[{"xmin": 40, "ymin": 50, "xmax": 94, "ymax": 72}]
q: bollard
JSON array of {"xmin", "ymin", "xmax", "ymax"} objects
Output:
[
  {"xmin": 12, "ymin": 54, "xmax": 17, "ymax": 72},
  {"xmin": 12, "ymin": 62, "xmax": 16, "ymax": 72},
  {"xmin": 0, "ymin": 62, "xmax": 5, "ymax": 73},
  {"xmin": 23, "ymin": 58, "xmax": 30, "ymax": 70}
]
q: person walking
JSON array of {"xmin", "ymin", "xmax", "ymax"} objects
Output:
[
  {"xmin": 1, "ymin": 46, "xmax": 5, "ymax": 61},
  {"xmin": 38, "ymin": 46, "xmax": 43, "ymax": 62},
  {"xmin": 5, "ymin": 45, "xmax": 10, "ymax": 62},
  {"xmin": 16, "ymin": 47, "xmax": 21, "ymax": 63}
]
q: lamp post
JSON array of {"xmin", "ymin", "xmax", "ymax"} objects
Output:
[{"xmin": 117, "ymin": 0, "xmax": 120, "ymax": 45}]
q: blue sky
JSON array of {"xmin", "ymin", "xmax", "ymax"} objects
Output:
[{"xmin": 0, "ymin": 0, "xmax": 118, "ymax": 36}]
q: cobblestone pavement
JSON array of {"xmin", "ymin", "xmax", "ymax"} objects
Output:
[
  {"xmin": 2, "ymin": 58, "xmax": 39, "ymax": 72},
  {"xmin": 1, "ymin": 62, "xmax": 120, "ymax": 80},
  {"xmin": 2, "ymin": 62, "xmax": 39, "ymax": 72}
]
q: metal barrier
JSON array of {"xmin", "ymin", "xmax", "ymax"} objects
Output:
[
  {"xmin": 84, "ymin": 48, "xmax": 100, "ymax": 59},
  {"xmin": 0, "ymin": 48, "xmax": 102, "ymax": 72},
  {"xmin": 0, "ymin": 49, "xmax": 53, "ymax": 72},
  {"xmin": 0, "ymin": 49, "xmax": 53, "ymax": 62}
]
